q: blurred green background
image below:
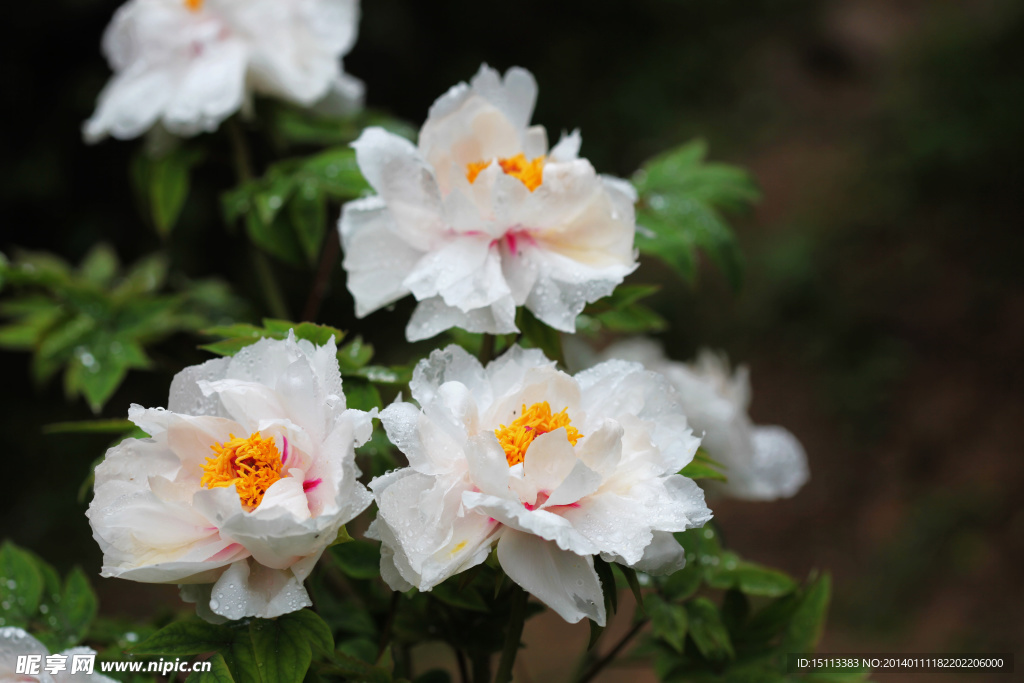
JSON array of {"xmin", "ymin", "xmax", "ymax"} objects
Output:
[{"xmin": 1, "ymin": 0, "xmax": 1021, "ymax": 680}]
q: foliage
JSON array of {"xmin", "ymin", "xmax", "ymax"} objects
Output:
[
  {"xmin": 0, "ymin": 541, "xmax": 98, "ymax": 653},
  {"xmin": 0, "ymin": 246, "xmax": 243, "ymax": 412},
  {"xmin": 633, "ymin": 139, "xmax": 759, "ymax": 289}
]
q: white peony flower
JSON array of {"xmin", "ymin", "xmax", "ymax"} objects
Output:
[
  {"xmin": 601, "ymin": 338, "xmax": 809, "ymax": 501},
  {"xmin": 368, "ymin": 345, "xmax": 711, "ymax": 625},
  {"xmin": 84, "ymin": 0, "xmax": 363, "ymax": 142},
  {"xmin": 0, "ymin": 627, "xmax": 116, "ymax": 682},
  {"xmin": 86, "ymin": 333, "xmax": 374, "ymax": 621},
  {"xmin": 338, "ymin": 64, "xmax": 639, "ymax": 342}
]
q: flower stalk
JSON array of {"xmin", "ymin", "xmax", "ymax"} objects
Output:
[{"xmin": 494, "ymin": 583, "xmax": 528, "ymax": 683}]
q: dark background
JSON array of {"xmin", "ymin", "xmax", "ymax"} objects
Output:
[{"xmin": 2, "ymin": 0, "xmax": 1022, "ymax": 680}]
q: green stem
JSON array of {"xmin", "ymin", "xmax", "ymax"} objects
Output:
[
  {"xmin": 378, "ymin": 591, "xmax": 400, "ymax": 659},
  {"xmin": 301, "ymin": 226, "xmax": 340, "ymax": 322},
  {"xmin": 575, "ymin": 618, "xmax": 647, "ymax": 683},
  {"xmin": 252, "ymin": 247, "xmax": 289, "ymax": 320},
  {"xmin": 494, "ymin": 585, "xmax": 528, "ymax": 683},
  {"xmin": 226, "ymin": 118, "xmax": 290, "ymax": 320},
  {"xmin": 471, "ymin": 651, "xmax": 491, "ymax": 683},
  {"xmin": 226, "ymin": 117, "xmax": 254, "ymax": 182}
]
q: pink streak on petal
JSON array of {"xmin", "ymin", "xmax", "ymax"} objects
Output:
[
  {"xmin": 281, "ymin": 436, "xmax": 289, "ymax": 465},
  {"xmin": 207, "ymin": 543, "xmax": 243, "ymax": 563},
  {"xmin": 303, "ymin": 478, "xmax": 322, "ymax": 493}
]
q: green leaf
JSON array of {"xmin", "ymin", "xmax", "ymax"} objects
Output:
[
  {"xmin": 291, "ymin": 321, "xmax": 345, "ymax": 346},
  {"xmin": 344, "ymin": 379, "xmax": 383, "ymax": 412},
  {"xmin": 782, "ymin": 573, "xmax": 831, "ymax": 654},
  {"xmin": 719, "ymin": 560, "xmax": 797, "ymax": 598},
  {"xmin": 0, "ymin": 541, "xmax": 44, "ymax": 625},
  {"xmin": 139, "ymin": 147, "xmax": 203, "ymax": 237},
  {"xmin": 245, "ymin": 207, "xmax": 306, "ymax": 268},
  {"xmin": 661, "ymin": 555, "xmax": 703, "ymax": 602},
  {"xmin": 720, "ymin": 589, "xmax": 750, "ymax": 636},
  {"xmin": 200, "ymin": 337, "xmax": 264, "ymax": 357},
  {"xmin": 114, "ymin": 254, "xmax": 170, "ymax": 298},
  {"xmin": 432, "ymin": 581, "xmax": 490, "ymax": 613},
  {"xmin": 55, "ymin": 568, "xmax": 98, "ymax": 644},
  {"xmin": 679, "ymin": 461, "xmax": 728, "ymax": 482},
  {"xmin": 742, "ymin": 592, "xmax": 802, "ymax": 645},
  {"xmin": 593, "ymin": 556, "xmax": 618, "ymax": 618},
  {"xmin": 592, "ymin": 305, "xmax": 667, "ymax": 334},
  {"xmin": 685, "ymin": 598, "xmax": 735, "ymax": 661},
  {"xmin": 330, "ymin": 525, "xmax": 354, "ymax": 547},
  {"xmin": 282, "ymin": 609, "xmax": 335, "ymax": 655},
  {"xmin": 337, "ymin": 336, "xmax": 374, "ymax": 372},
  {"xmin": 516, "ymin": 308, "xmax": 563, "ymax": 365},
  {"xmin": 79, "ymin": 245, "xmax": 119, "ymax": 286},
  {"xmin": 131, "ymin": 619, "xmax": 235, "ymax": 656},
  {"xmin": 289, "ymin": 183, "xmax": 327, "ymax": 265},
  {"xmin": 330, "ymin": 540, "xmax": 381, "ymax": 580},
  {"xmin": 613, "ymin": 564, "xmax": 645, "ymax": 614},
  {"xmin": 298, "ymin": 147, "xmax": 370, "ymax": 199},
  {"xmin": 337, "ymin": 637, "xmax": 378, "ymax": 664},
  {"xmin": 647, "ymin": 594, "xmax": 688, "ymax": 653},
  {"xmin": 248, "ymin": 614, "xmax": 321, "ymax": 683},
  {"xmin": 0, "ymin": 306, "xmax": 62, "ymax": 349},
  {"xmin": 633, "ymin": 139, "xmax": 758, "ymax": 289},
  {"xmin": 187, "ymin": 653, "xmax": 235, "ymax": 683}
]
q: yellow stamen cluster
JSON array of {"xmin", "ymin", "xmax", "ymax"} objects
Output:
[
  {"xmin": 200, "ymin": 432, "xmax": 283, "ymax": 511},
  {"xmin": 184, "ymin": 0, "xmax": 204, "ymax": 11},
  {"xmin": 466, "ymin": 153, "xmax": 545, "ymax": 191},
  {"xmin": 494, "ymin": 401, "xmax": 582, "ymax": 467}
]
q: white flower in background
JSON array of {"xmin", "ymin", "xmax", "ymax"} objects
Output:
[
  {"xmin": 0, "ymin": 627, "xmax": 117, "ymax": 682},
  {"xmin": 601, "ymin": 338, "xmax": 809, "ymax": 501},
  {"xmin": 86, "ymin": 333, "xmax": 373, "ymax": 622},
  {"xmin": 84, "ymin": 0, "xmax": 363, "ymax": 142},
  {"xmin": 339, "ymin": 64, "xmax": 638, "ymax": 342},
  {"xmin": 368, "ymin": 345, "xmax": 711, "ymax": 625}
]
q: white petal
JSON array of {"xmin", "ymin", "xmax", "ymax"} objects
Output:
[
  {"xmin": 404, "ymin": 237, "xmax": 512, "ymax": 312},
  {"xmin": 629, "ymin": 531, "xmax": 686, "ymax": 576},
  {"xmin": 168, "ymin": 356, "xmax": 231, "ymax": 417},
  {"xmin": 549, "ymin": 129, "xmax": 582, "ymax": 162},
  {"xmin": 163, "ymin": 38, "xmax": 247, "ymax": 136},
  {"xmin": 522, "ymin": 429, "xmax": 579, "ymax": 495},
  {"xmin": 462, "ymin": 491, "xmax": 598, "ymax": 556},
  {"xmin": 542, "ymin": 459, "xmax": 602, "ymax": 509},
  {"xmin": 84, "ymin": 65, "xmax": 175, "ymax": 142},
  {"xmin": 469, "ymin": 64, "xmax": 537, "ymax": 131},
  {"xmin": 373, "ymin": 473, "xmax": 498, "ymax": 589},
  {"xmin": 573, "ymin": 419, "xmax": 624, "ymax": 479},
  {"xmin": 497, "ymin": 531, "xmax": 605, "ymax": 625},
  {"xmin": 575, "ymin": 360, "xmax": 699, "ymax": 474},
  {"xmin": 724, "ymin": 426, "xmax": 809, "ymax": 501},
  {"xmin": 465, "ymin": 434, "xmax": 512, "ymax": 497},
  {"xmin": 351, "ymin": 128, "xmax": 445, "ymax": 250},
  {"xmin": 338, "ymin": 196, "xmax": 422, "ymax": 317},
  {"xmin": 205, "ymin": 558, "xmax": 312, "ymax": 621},
  {"xmin": 408, "ymin": 344, "xmax": 489, "ymax": 408},
  {"xmin": 406, "ymin": 295, "xmax": 517, "ymax": 341},
  {"xmin": 559, "ymin": 492, "xmax": 653, "ymax": 566}
]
